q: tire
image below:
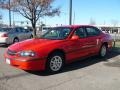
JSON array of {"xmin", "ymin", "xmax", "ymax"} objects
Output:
[
  {"xmin": 13, "ymin": 38, "xmax": 19, "ymax": 44},
  {"xmin": 30, "ymin": 35, "xmax": 33, "ymax": 38},
  {"xmin": 99, "ymin": 44, "xmax": 107, "ymax": 58},
  {"xmin": 46, "ymin": 52, "xmax": 64, "ymax": 73}
]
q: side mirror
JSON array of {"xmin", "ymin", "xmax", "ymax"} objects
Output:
[{"xmin": 71, "ymin": 35, "xmax": 79, "ymax": 40}]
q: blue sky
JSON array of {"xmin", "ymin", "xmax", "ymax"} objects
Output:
[{"xmin": 1, "ymin": 0, "xmax": 120, "ymax": 26}]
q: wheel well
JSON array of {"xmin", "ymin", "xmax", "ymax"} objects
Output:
[
  {"xmin": 14, "ymin": 37, "xmax": 18, "ymax": 40},
  {"xmin": 102, "ymin": 42, "xmax": 108, "ymax": 48},
  {"xmin": 47, "ymin": 49, "xmax": 66, "ymax": 60}
]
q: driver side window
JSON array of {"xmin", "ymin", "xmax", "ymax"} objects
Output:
[{"xmin": 74, "ymin": 28, "xmax": 87, "ymax": 38}]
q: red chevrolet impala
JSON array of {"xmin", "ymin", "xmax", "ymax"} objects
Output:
[{"xmin": 4, "ymin": 25, "xmax": 112, "ymax": 73}]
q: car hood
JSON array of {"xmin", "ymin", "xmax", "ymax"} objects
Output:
[{"xmin": 8, "ymin": 38, "xmax": 61, "ymax": 52}]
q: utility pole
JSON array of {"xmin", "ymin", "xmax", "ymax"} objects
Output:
[
  {"xmin": 13, "ymin": 11, "xmax": 15, "ymax": 27},
  {"xmin": 9, "ymin": 0, "xmax": 11, "ymax": 27},
  {"xmin": 73, "ymin": 11, "xmax": 75, "ymax": 24},
  {"xmin": 69, "ymin": 0, "xmax": 72, "ymax": 25}
]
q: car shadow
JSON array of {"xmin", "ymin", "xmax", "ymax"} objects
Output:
[
  {"xmin": 27, "ymin": 47, "xmax": 120, "ymax": 76},
  {"xmin": 0, "ymin": 44, "xmax": 10, "ymax": 48}
]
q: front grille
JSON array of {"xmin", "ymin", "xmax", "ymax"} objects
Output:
[{"xmin": 7, "ymin": 49, "xmax": 17, "ymax": 56}]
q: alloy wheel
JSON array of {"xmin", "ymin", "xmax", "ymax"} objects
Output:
[
  {"xmin": 100, "ymin": 45, "xmax": 107, "ymax": 57},
  {"xmin": 50, "ymin": 56, "xmax": 63, "ymax": 72}
]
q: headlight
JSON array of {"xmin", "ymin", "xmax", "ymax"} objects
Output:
[{"xmin": 19, "ymin": 50, "xmax": 35, "ymax": 57}]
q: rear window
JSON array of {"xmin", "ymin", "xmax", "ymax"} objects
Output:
[{"xmin": 86, "ymin": 27, "xmax": 101, "ymax": 37}]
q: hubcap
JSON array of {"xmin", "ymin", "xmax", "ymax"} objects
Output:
[
  {"xmin": 101, "ymin": 46, "xmax": 106, "ymax": 57},
  {"xmin": 14, "ymin": 39, "xmax": 19, "ymax": 43},
  {"xmin": 50, "ymin": 56, "xmax": 63, "ymax": 72}
]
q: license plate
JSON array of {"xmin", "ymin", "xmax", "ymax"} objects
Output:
[{"xmin": 6, "ymin": 58, "xmax": 10, "ymax": 64}]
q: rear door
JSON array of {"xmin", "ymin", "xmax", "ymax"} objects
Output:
[
  {"xmin": 14, "ymin": 28, "xmax": 25, "ymax": 41},
  {"xmin": 19, "ymin": 28, "xmax": 27, "ymax": 40},
  {"xmin": 85, "ymin": 26, "xmax": 102, "ymax": 54},
  {"xmin": 23, "ymin": 29, "xmax": 32, "ymax": 39}
]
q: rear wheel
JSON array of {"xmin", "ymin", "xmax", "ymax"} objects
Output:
[
  {"xmin": 99, "ymin": 45, "xmax": 107, "ymax": 58},
  {"xmin": 13, "ymin": 38, "xmax": 19, "ymax": 43},
  {"xmin": 46, "ymin": 52, "xmax": 64, "ymax": 73}
]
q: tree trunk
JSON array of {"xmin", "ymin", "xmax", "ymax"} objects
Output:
[{"xmin": 32, "ymin": 22, "xmax": 37, "ymax": 38}]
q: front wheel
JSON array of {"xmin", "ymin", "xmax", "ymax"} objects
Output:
[
  {"xmin": 99, "ymin": 45, "xmax": 107, "ymax": 58},
  {"xmin": 46, "ymin": 53, "xmax": 64, "ymax": 73}
]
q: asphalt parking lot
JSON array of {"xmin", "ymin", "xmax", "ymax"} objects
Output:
[{"xmin": 0, "ymin": 44, "xmax": 120, "ymax": 90}]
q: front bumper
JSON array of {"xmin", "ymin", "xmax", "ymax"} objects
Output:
[{"xmin": 4, "ymin": 53, "xmax": 46, "ymax": 71}]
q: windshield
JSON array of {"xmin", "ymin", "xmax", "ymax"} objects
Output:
[{"xmin": 40, "ymin": 27, "xmax": 71, "ymax": 40}]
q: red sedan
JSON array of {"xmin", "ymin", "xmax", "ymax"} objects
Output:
[{"xmin": 4, "ymin": 25, "xmax": 112, "ymax": 73}]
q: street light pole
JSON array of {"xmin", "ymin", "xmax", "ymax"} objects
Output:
[
  {"xmin": 13, "ymin": 11, "xmax": 15, "ymax": 27},
  {"xmin": 9, "ymin": 0, "xmax": 11, "ymax": 27},
  {"xmin": 69, "ymin": 0, "xmax": 72, "ymax": 25}
]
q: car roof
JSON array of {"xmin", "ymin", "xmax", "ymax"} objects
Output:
[{"xmin": 56, "ymin": 25, "xmax": 94, "ymax": 29}]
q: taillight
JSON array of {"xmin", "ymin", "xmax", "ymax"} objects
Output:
[{"xmin": 2, "ymin": 33, "xmax": 8, "ymax": 37}]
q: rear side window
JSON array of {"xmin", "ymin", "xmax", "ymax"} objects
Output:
[
  {"xmin": 15, "ymin": 27, "xmax": 24, "ymax": 33},
  {"xmin": 74, "ymin": 28, "xmax": 87, "ymax": 38},
  {"xmin": 86, "ymin": 27, "xmax": 100, "ymax": 37},
  {"xmin": 15, "ymin": 28, "xmax": 20, "ymax": 32}
]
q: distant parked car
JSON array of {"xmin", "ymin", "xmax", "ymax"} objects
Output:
[
  {"xmin": 41, "ymin": 27, "xmax": 52, "ymax": 35},
  {"xmin": 5, "ymin": 25, "xmax": 113, "ymax": 73},
  {"xmin": 0, "ymin": 27, "xmax": 33, "ymax": 45}
]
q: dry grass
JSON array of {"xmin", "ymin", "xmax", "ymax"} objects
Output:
[{"xmin": 115, "ymin": 41, "xmax": 120, "ymax": 47}]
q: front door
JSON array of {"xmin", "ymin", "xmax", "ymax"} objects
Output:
[{"xmin": 66, "ymin": 27, "xmax": 89, "ymax": 62}]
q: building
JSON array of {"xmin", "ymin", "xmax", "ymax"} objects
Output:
[{"xmin": 95, "ymin": 25, "xmax": 120, "ymax": 34}]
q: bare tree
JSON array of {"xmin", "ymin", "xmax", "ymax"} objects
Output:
[
  {"xmin": 0, "ymin": 0, "xmax": 60, "ymax": 37},
  {"xmin": 0, "ymin": 13, "xmax": 2, "ymax": 25},
  {"xmin": 0, "ymin": 0, "xmax": 12, "ymax": 26},
  {"xmin": 89, "ymin": 18, "xmax": 96, "ymax": 25},
  {"xmin": 111, "ymin": 19, "xmax": 119, "ymax": 27},
  {"xmin": 111, "ymin": 19, "xmax": 119, "ymax": 47},
  {"xmin": 0, "ymin": 13, "xmax": 2, "ymax": 20}
]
